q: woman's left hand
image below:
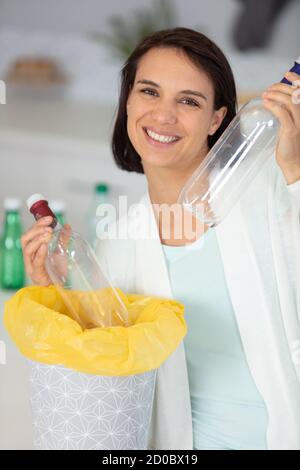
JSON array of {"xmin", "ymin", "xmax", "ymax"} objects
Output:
[{"xmin": 262, "ymin": 71, "xmax": 300, "ymax": 184}]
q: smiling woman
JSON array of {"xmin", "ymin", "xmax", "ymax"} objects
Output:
[
  {"xmin": 112, "ymin": 28, "xmax": 237, "ymax": 175},
  {"xmin": 21, "ymin": 26, "xmax": 300, "ymax": 451},
  {"xmin": 105, "ymin": 27, "xmax": 300, "ymax": 451},
  {"xmin": 126, "ymin": 47, "xmax": 228, "ymax": 175}
]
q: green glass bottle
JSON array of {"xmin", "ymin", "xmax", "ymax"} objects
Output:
[
  {"xmin": 0, "ymin": 198, "xmax": 25, "ymax": 290},
  {"xmin": 86, "ymin": 183, "xmax": 110, "ymax": 249}
]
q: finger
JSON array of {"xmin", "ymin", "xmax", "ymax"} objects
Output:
[
  {"xmin": 33, "ymin": 216, "xmax": 53, "ymax": 229},
  {"xmin": 32, "ymin": 243, "xmax": 48, "ymax": 269},
  {"xmin": 265, "ymin": 83, "xmax": 298, "ymax": 96},
  {"xmin": 24, "ymin": 232, "xmax": 51, "ymax": 265},
  {"xmin": 22, "ymin": 218, "xmax": 53, "ymax": 246},
  {"xmin": 284, "ymin": 71, "xmax": 300, "ymax": 82},
  {"xmin": 22, "ymin": 227, "xmax": 52, "ymax": 252},
  {"xmin": 263, "ymin": 89, "xmax": 300, "ymax": 126},
  {"xmin": 263, "ymin": 99, "xmax": 295, "ymax": 134},
  {"xmin": 291, "ymin": 86, "xmax": 300, "ymax": 108},
  {"xmin": 262, "ymin": 90, "xmax": 293, "ymax": 107}
]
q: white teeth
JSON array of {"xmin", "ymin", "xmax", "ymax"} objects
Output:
[{"xmin": 145, "ymin": 128, "xmax": 178, "ymax": 143}]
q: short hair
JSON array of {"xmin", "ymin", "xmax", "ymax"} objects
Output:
[{"xmin": 111, "ymin": 27, "xmax": 237, "ymax": 174}]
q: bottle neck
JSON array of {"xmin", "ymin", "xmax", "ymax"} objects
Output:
[
  {"xmin": 54, "ymin": 212, "xmax": 65, "ymax": 227},
  {"xmin": 52, "ymin": 219, "xmax": 62, "ymax": 233},
  {"xmin": 95, "ymin": 192, "xmax": 108, "ymax": 203},
  {"xmin": 3, "ymin": 211, "xmax": 22, "ymax": 236},
  {"xmin": 5, "ymin": 210, "xmax": 20, "ymax": 221}
]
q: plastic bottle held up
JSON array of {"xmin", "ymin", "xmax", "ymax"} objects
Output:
[
  {"xmin": 0, "ymin": 198, "xmax": 25, "ymax": 290},
  {"xmin": 27, "ymin": 194, "xmax": 129, "ymax": 328},
  {"xmin": 178, "ymin": 57, "xmax": 300, "ymax": 227}
]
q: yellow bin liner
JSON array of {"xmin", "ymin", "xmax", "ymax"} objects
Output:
[{"xmin": 4, "ymin": 285, "xmax": 186, "ymax": 376}]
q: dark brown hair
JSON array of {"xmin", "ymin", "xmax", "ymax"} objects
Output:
[{"xmin": 112, "ymin": 27, "xmax": 237, "ymax": 173}]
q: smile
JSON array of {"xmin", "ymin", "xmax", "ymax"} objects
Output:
[{"xmin": 143, "ymin": 127, "xmax": 181, "ymax": 145}]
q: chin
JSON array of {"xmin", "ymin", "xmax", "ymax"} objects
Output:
[{"xmin": 140, "ymin": 151, "xmax": 179, "ymax": 169}]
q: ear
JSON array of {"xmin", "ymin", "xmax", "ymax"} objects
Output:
[{"xmin": 208, "ymin": 106, "xmax": 227, "ymax": 136}]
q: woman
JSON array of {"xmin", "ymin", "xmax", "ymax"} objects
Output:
[{"xmin": 22, "ymin": 28, "xmax": 300, "ymax": 450}]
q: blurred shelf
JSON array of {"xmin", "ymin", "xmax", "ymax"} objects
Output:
[{"xmin": 0, "ymin": 97, "xmax": 116, "ymax": 144}]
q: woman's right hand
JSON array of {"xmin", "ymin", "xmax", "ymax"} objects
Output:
[
  {"xmin": 22, "ymin": 216, "xmax": 72, "ymax": 286},
  {"xmin": 21, "ymin": 216, "xmax": 57, "ymax": 286},
  {"xmin": 21, "ymin": 216, "xmax": 54, "ymax": 286}
]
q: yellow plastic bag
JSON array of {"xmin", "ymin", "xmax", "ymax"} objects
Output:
[{"xmin": 4, "ymin": 285, "xmax": 186, "ymax": 376}]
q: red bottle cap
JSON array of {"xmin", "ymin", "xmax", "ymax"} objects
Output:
[{"xmin": 26, "ymin": 193, "xmax": 57, "ymax": 229}]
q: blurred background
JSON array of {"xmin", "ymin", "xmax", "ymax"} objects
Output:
[
  {"xmin": 0, "ymin": 0, "xmax": 299, "ymax": 449},
  {"xmin": 0, "ymin": 0, "xmax": 299, "ymax": 232}
]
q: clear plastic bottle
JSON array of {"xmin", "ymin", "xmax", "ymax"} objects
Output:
[
  {"xmin": 178, "ymin": 57, "xmax": 300, "ymax": 226},
  {"xmin": 26, "ymin": 193, "xmax": 128, "ymax": 328},
  {"xmin": 0, "ymin": 198, "xmax": 25, "ymax": 290}
]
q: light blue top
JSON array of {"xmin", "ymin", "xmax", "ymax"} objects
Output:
[{"xmin": 162, "ymin": 228, "xmax": 268, "ymax": 450}]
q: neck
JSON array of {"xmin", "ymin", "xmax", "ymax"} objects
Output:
[
  {"xmin": 147, "ymin": 168, "xmax": 190, "ymax": 206},
  {"xmin": 144, "ymin": 150, "xmax": 209, "ymax": 206},
  {"xmin": 143, "ymin": 149, "xmax": 210, "ymax": 246}
]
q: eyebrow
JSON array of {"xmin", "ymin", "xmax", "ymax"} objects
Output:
[{"xmin": 136, "ymin": 79, "xmax": 208, "ymax": 101}]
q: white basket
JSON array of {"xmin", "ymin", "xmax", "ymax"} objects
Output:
[{"xmin": 29, "ymin": 362, "xmax": 156, "ymax": 450}]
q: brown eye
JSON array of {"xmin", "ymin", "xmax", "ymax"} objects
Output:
[
  {"xmin": 180, "ymin": 97, "xmax": 199, "ymax": 107},
  {"xmin": 140, "ymin": 88, "xmax": 158, "ymax": 96}
]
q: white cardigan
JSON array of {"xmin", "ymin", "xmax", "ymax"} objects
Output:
[{"xmin": 96, "ymin": 158, "xmax": 300, "ymax": 450}]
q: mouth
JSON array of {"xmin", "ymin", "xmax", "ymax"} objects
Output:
[{"xmin": 142, "ymin": 127, "xmax": 182, "ymax": 147}]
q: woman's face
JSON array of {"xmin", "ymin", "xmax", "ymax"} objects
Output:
[{"xmin": 126, "ymin": 47, "xmax": 227, "ymax": 172}]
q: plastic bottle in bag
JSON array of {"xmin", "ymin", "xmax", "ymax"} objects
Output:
[
  {"xmin": 26, "ymin": 193, "xmax": 128, "ymax": 328},
  {"xmin": 178, "ymin": 57, "xmax": 300, "ymax": 226}
]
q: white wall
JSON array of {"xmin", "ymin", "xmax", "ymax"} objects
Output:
[
  {"xmin": 0, "ymin": 0, "xmax": 299, "ymax": 100},
  {"xmin": 0, "ymin": 0, "xmax": 298, "ymax": 58}
]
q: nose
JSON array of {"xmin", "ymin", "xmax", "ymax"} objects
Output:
[{"xmin": 150, "ymin": 99, "xmax": 177, "ymax": 126}]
